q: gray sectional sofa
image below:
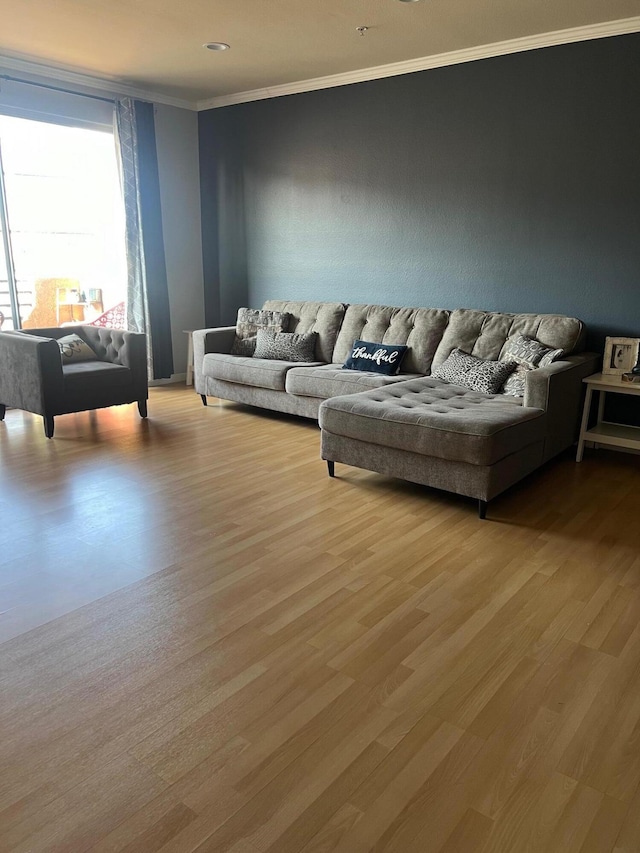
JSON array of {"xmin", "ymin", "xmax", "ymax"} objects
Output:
[{"xmin": 194, "ymin": 300, "xmax": 598, "ymax": 517}]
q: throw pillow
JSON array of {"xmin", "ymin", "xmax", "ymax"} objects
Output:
[
  {"xmin": 57, "ymin": 333, "xmax": 97, "ymax": 363},
  {"xmin": 501, "ymin": 365, "xmax": 530, "ymax": 397},
  {"xmin": 342, "ymin": 340, "xmax": 408, "ymax": 375},
  {"xmin": 500, "ymin": 333, "xmax": 565, "ymax": 367},
  {"xmin": 500, "ymin": 334, "xmax": 565, "ymax": 396},
  {"xmin": 432, "ymin": 348, "xmax": 517, "ymax": 395},
  {"xmin": 253, "ymin": 328, "xmax": 318, "ymax": 362},
  {"xmin": 231, "ymin": 308, "xmax": 290, "ymax": 357},
  {"xmin": 539, "ymin": 348, "xmax": 565, "ymax": 367}
]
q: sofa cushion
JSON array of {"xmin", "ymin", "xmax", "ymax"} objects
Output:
[
  {"xmin": 319, "ymin": 376, "xmax": 545, "ymax": 467},
  {"xmin": 262, "ymin": 300, "xmax": 345, "ymax": 363},
  {"xmin": 431, "ymin": 309, "xmax": 585, "ymax": 370},
  {"xmin": 230, "ymin": 308, "xmax": 289, "ymax": 357},
  {"xmin": 62, "ymin": 361, "xmax": 132, "ymax": 395},
  {"xmin": 432, "ymin": 348, "xmax": 517, "ymax": 394},
  {"xmin": 285, "ymin": 364, "xmax": 422, "ymax": 398},
  {"xmin": 203, "ymin": 352, "xmax": 323, "ymax": 392},
  {"xmin": 332, "ymin": 304, "xmax": 450, "ymax": 374},
  {"xmin": 343, "ymin": 340, "xmax": 408, "ymax": 375},
  {"xmin": 254, "ymin": 329, "xmax": 318, "ymax": 362},
  {"xmin": 59, "ymin": 361, "xmax": 136, "ymax": 412}
]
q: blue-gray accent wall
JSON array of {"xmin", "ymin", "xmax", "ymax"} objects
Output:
[{"xmin": 199, "ymin": 34, "xmax": 640, "ymax": 351}]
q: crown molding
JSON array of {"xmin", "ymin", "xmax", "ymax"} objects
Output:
[
  {"xmin": 1, "ymin": 16, "xmax": 638, "ymax": 114},
  {"xmin": 0, "ymin": 54, "xmax": 198, "ymax": 110},
  {"xmin": 197, "ymin": 16, "xmax": 640, "ymax": 111}
]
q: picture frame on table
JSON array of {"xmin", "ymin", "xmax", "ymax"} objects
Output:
[{"xmin": 602, "ymin": 336, "xmax": 640, "ymax": 375}]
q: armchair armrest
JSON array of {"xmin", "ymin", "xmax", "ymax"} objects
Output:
[
  {"xmin": 193, "ymin": 326, "xmax": 235, "ymax": 394},
  {"xmin": 0, "ymin": 331, "xmax": 64, "ymax": 415},
  {"xmin": 524, "ymin": 352, "xmax": 601, "ymax": 461}
]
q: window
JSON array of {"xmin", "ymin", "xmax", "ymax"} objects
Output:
[{"xmin": 0, "ymin": 114, "xmax": 126, "ymax": 331}]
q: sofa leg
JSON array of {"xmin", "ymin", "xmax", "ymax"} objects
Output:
[
  {"xmin": 200, "ymin": 394, "xmax": 208, "ymax": 407},
  {"xmin": 44, "ymin": 415, "xmax": 54, "ymax": 439},
  {"xmin": 478, "ymin": 500, "xmax": 487, "ymax": 520},
  {"xmin": 0, "ymin": 404, "xmax": 5, "ymax": 421},
  {"xmin": 137, "ymin": 399, "xmax": 148, "ymax": 419},
  {"xmin": 327, "ymin": 460, "xmax": 335, "ymax": 478}
]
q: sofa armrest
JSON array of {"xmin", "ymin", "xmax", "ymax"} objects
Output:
[
  {"xmin": 193, "ymin": 327, "xmax": 235, "ymax": 394},
  {"xmin": 0, "ymin": 331, "xmax": 64, "ymax": 415},
  {"xmin": 524, "ymin": 352, "xmax": 601, "ymax": 461}
]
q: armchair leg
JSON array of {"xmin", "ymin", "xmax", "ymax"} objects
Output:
[
  {"xmin": 0, "ymin": 404, "xmax": 5, "ymax": 421},
  {"xmin": 200, "ymin": 394, "xmax": 208, "ymax": 406},
  {"xmin": 44, "ymin": 415, "xmax": 54, "ymax": 439},
  {"xmin": 478, "ymin": 500, "xmax": 487, "ymax": 520},
  {"xmin": 327, "ymin": 460, "xmax": 335, "ymax": 478},
  {"xmin": 137, "ymin": 399, "xmax": 148, "ymax": 419}
]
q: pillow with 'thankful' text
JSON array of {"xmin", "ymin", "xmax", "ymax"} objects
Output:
[{"xmin": 343, "ymin": 340, "xmax": 408, "ymax": 375}]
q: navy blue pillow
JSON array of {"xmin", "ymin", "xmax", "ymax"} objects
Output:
[{"xmin": 343, "ymin": 340, "xmax": 408, "ymax": 375}]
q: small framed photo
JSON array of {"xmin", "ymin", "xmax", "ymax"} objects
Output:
[{"xmin": 603, "ymin": 336, "xmax": 640, "ymax": 375}]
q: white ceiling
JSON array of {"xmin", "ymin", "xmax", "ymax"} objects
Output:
[{"xmin": 1, "ymin": 0, "xmax": 639, "ymax": 109}]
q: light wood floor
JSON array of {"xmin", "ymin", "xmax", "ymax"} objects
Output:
[{"xmin": 1, "ymin": 386, "xmax": 640, "ymax": 853}]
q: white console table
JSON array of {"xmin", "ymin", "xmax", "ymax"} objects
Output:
[{"xmin": 576, "ymin": 372, "xmax": 640, "ymax": 462}]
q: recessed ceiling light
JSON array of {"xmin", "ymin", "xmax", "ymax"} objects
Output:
[
  {"xmin": 203, "ymin": 42, "xmax": 230, "ymax": 51},
  {"xmin": 397, "ymin": 0, "xmax": 422, "ymax": 3}
]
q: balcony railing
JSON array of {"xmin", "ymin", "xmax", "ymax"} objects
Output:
[{"xmin": 0, "ymin": 281, "xmax": 34, "ymax": 329}]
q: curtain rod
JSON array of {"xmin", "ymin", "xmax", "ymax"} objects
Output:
[{"xmin": 0, "ymin": 73, "xmax": 115, "ymax": 105}]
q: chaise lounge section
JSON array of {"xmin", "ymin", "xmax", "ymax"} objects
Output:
[{"xmin": 321, "ymin": 376, "xmax": 547, "ymax": 519}]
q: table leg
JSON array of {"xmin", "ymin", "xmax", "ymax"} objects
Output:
[
  {"xmin": 186, "ymin": 333, "xmax": 194, "ymax": 386},
  {"xmin": 576, "ymin": 385, "xmax": 593, "ymax": 462},
  {"xmin": 597, "ymin": 389, "xmax": 606, "ymax": 426}
]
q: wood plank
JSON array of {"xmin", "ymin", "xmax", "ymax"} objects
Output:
[{"xmin": 0, "ymin": 387, "xmax": 639, "ymax": 852}]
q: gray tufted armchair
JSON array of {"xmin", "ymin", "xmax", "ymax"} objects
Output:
[{"xmin": 0, "ymin": 325, "xmax": 148, "ymax": 438}]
